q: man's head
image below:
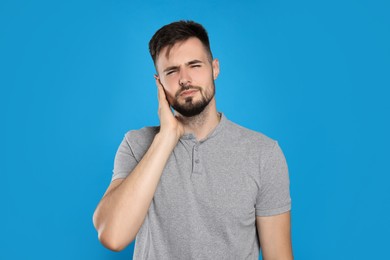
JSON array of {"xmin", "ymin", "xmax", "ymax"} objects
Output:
[
  {"xmin": 149, "ymin": 21, "xmax": 219, "ymax": 118},
  {"xmin": 149, "ymin": 20, "xmax": 213, "ymax": 67}
]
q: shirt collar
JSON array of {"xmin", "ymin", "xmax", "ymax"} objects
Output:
[{"xmin": 181, "ymin": 112, "xmax": 227, "ymax": 142}]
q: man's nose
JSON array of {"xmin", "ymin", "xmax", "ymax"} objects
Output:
[{"xmin": 179, "ymin": 68, "xmax": 191, "ymax": 87}]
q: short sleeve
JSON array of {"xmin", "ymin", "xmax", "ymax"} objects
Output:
[
  {"xmin": 255, "ymin": 142, "xmax": 291, "ymax": 216},
  {"xmin": 111, "ymin": 134, "xmax": 138, "ymax": 182}
]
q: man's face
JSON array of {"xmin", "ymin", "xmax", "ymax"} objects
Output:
[{"xmin": 155, "ymin": 37, "xmax": 219, "ymax": 117}]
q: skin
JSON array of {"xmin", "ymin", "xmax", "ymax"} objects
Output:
[{"xmin": 93, "ymin": 37, "xmax": 293, "ymax": 259}]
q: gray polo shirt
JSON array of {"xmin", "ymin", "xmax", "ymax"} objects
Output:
[{"xmin": 112, "ymin": 114, "xmax": 291, "ymax": 259}]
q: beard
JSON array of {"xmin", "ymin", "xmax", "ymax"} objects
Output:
[{"xmin": 171, "ymin": 83, "xmax": 215, "ymax": 117}]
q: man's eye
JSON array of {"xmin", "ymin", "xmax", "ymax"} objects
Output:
[
  {"xmin": 166, "ymin": 71, "xmax": 176, "ymax": 75},
  {"xmin": 191, "ymin": 65, "xmax": 201, "ymax": 68}
]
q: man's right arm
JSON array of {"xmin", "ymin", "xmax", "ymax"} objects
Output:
[{"xmin": 92, "ymin": 79, "xmax": 183, "ymax": 251}]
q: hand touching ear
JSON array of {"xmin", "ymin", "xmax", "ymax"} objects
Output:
[{"xmin": 154, "ymin": 76, "xmax": 184, "ymax": 140}]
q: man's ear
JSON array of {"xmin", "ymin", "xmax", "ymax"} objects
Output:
[{"xmin": 212, "ymin": 59, "xmax": 220, "ymax": 80}]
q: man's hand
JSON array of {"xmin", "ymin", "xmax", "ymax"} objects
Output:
[{"xmin": 155, "ymin": 76, "xmax": 184, "ymax": 140}]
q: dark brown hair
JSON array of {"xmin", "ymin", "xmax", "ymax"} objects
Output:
[{"xmin": 149, "ymin": 20, "xmax": 213, "ymax": 65}]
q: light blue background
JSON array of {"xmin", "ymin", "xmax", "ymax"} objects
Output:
[{"xmin": 2, "ymin": 0, "xmax": 389, "ymax": 259}]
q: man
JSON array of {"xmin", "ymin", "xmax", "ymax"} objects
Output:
[{"xmin": 93, "ymin": 20, "xmax": 293, "ymax": 259}]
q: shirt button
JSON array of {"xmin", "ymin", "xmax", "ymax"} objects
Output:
[{"xmin": 195, "ymin": 159, "xmax": 200, "ymax": 164}]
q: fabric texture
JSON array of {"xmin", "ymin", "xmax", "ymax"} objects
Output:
[{"xmin": 112, "ymin": 114, "xmax": 291, "ymax": 259}]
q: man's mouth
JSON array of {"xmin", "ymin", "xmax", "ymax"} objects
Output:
[{"xmin": 179, "ymin": 89, "xmax": 198, "ymax": 97}]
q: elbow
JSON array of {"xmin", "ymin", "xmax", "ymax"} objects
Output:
[
  {"xmin": 92, "ymin": 209, "xmax": 124, "ymax": 251},
  {"xmin": 92, "ymin": 208, "xmax": 136, "ymax": 251},
  {"xmin": 98, "ymin": 230, "xmax": 129, "ymax": 252},
  {"xmin": 96, "ymin": 225, "xmax": 136, "ymax": 252}
]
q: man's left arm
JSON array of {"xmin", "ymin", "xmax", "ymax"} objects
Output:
[{"xmin": 256, "ymin": 211, "xmax": 293, "ymax": 260}]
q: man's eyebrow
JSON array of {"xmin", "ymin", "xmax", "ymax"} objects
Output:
[
  {"xmin": 186, "ymin": 60, "xmax": 203, "ymax": 65},
  {"xmin": 162, "ymin": 60, "xmax": 204, "ymax": 73},
  {"xmin": 163, "ymin": 65, "xmax": 179, "ymax": 73}
]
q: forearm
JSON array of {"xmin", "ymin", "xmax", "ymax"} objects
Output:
[{"xmin": 93, "ymin": 132, "xmax": 178, "ymax": 251}]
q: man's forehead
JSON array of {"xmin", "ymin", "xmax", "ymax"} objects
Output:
[
  {"xmin": 161, "ymin": 40, "xmax": 187, "ymax": 59},
  {"xmin": 156, "ymin": 38, "xmax": 209, "ymax": 69}
]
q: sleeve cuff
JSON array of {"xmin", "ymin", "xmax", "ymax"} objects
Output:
[
  {"xmin": 111, "ymin": 172, "xmax": 129, "ymax": 182},
  {"xmin": 255, "ymin": 201, "xmax": 291, "ymax": 217}
]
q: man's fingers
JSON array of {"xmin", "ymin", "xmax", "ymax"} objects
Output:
[
  {"xmin": 155, "ymin": 77, "xmax": 166, "ymax": 102},
  {"xmin": 153, "ymin": 75, "xmax": 184, "ymax": 138},
  {"xmin": 155, "ymin": 77, "xmax": 171, "ymax": 121}
]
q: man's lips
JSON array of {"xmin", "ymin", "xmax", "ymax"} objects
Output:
[{"xmin": 179, "ymin": 89, "xmax": 198, "ymax": 97}]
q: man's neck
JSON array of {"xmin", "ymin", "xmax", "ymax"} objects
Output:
[{"xmin": 176, "ymin": 99, "xmax": 220, "ymax": 141}]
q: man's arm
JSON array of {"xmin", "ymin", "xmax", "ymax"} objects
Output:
[
  {"xmin": 256, "ymin": 211, "xmax": 293, "ymax": 260},
  {"xmin": 92, "ymin": 79, "xmax": 183, "ymax": 251}
]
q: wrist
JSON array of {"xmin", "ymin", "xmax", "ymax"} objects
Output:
[{"xmin": 155, "ymin": 130, "xmax": 180, "ymax": 148}]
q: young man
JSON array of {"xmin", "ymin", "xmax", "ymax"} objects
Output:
[{"xmin": 93, "ymin": 20, "xmax": 293, "ymax": 259}]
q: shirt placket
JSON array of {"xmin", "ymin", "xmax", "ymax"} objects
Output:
[{"xmin": 192, "ymin": 142, "xmax": 202, "ymax": 174}]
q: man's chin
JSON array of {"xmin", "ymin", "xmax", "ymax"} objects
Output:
[{"xmin": 173, "ymin": 103, "xmax": 207, "ymax": 117}]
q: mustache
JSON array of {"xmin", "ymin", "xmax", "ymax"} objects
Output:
[{"xmin": 175, "ymin": 86, "xmax": 202, "ymax": 98}]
